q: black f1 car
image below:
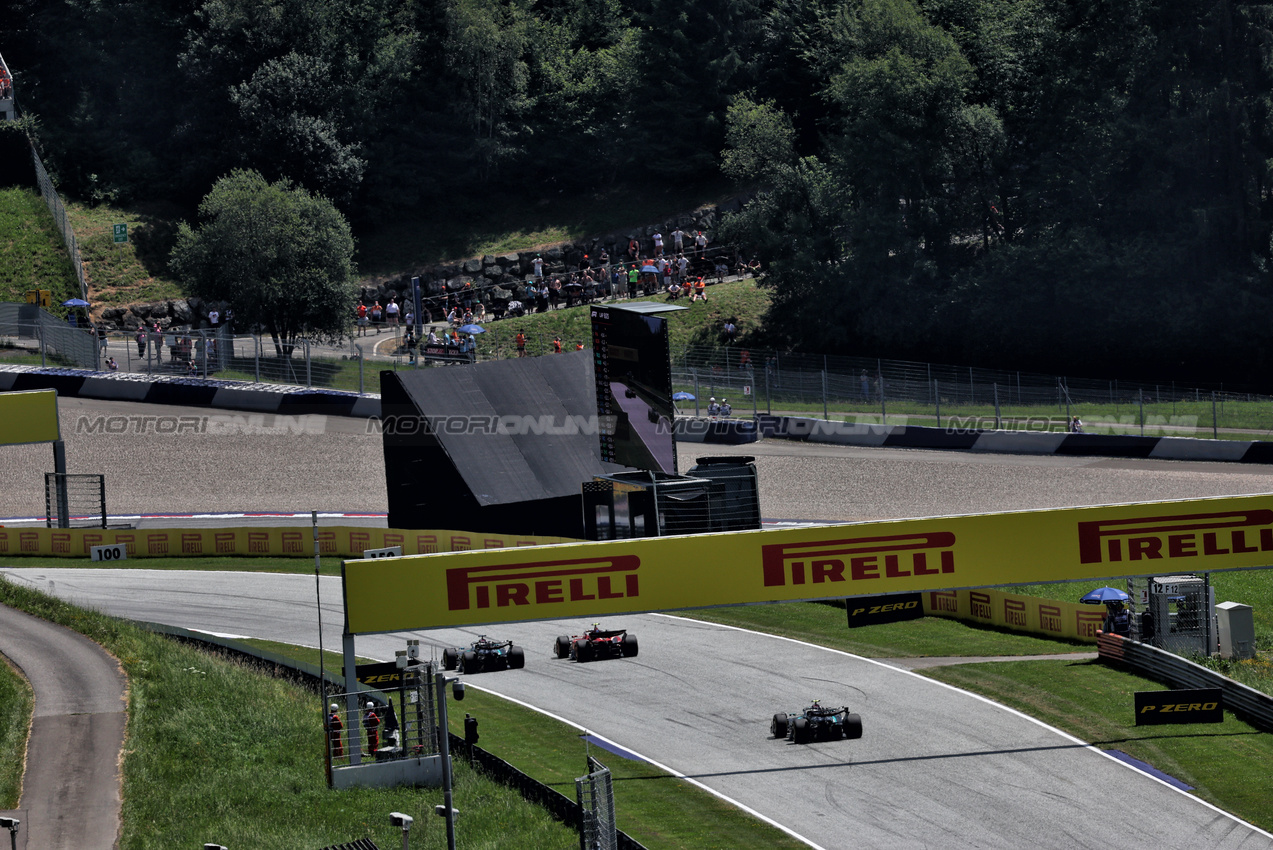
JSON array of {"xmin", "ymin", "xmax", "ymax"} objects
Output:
[
  {"xmin": 441, "ymin": 635, "xmax": 526, "ymax": 673},
  {"xmin": 771, "ymin": 700, "xmax": 863, "ymax": 743},
  {"xmin": 553, "ymin": 623, "xmax": 638, "ymax": 662}
]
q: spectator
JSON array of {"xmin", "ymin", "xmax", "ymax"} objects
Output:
[
  {"xmin": 371, "ymin": 301, "xmax": 383, "ymax": 332},
  {"xmin": 356, "ymin": 302, "xmax": 368, "ymax": 336},
  {"xmin": 385, "ymin": 297, "xmax": 400, "ymax": 329},
  {"xmin": 653, "ymin": 231, "xmax": 664, "ymax": 256},
  {"xmin": 672, "ymin": 228, "xmax": 686, "ymax": 253},
  {"xmin": 135, "ymin": 325, "xmax": 147, "ymax": 357},
  {"xmin": 695, "ymin": 231, "xmax": 708, "ymax": 255},
  {"xmin": 627, "ymin": 237, "xmax": 640, "ymax": 261},
  {"xmin": 553, "ymin": 335, "xmax": 563, "ymax": 354},
  {"xmin": 106, "ymin": 356, "xmax": 118, "ymax": 371},
  {"xmin": 532, "ymin": 254, "xmax": 544, "ymax": 280}
]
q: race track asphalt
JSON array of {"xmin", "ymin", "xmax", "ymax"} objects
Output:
[
  {"xmin": 4, "ymin": 398, "xmax": 1273, "ymax": 847},
  {"xmin": 4, "ymin": 568, "xmax": 1271, "ymax": 850}
]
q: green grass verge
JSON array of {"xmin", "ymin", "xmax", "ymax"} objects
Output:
[
  {"xmin": 0, "ymin": 652, "xmax": 32, "ymax": 809},
  {"xmin": 0, "ymin": 578, "xmax": 579, "ymax": 849},
  {"xmin": 0, "ymin": 187, "xmax": 81, "ymax": 305},
  {"xmin": 922, "ymin": 659, "xmax": 1273, "ymax": 831},
  {"xmin": 675, "ymin": 602, "xmax": 1092, "ymax": 658}
]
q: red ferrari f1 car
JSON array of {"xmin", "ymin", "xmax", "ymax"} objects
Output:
[{"xmin": 553, "ymin": 623, "xmax": 638, "ymax": 662}]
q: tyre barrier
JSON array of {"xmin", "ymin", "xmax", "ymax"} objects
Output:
[
  {"xmin": 1097, "ymin": 632, "xmax": 1273, "ymax": 732},
  {"xmin": 755, "ymin": 414, "xmax": 1273, "ymax": 464}
]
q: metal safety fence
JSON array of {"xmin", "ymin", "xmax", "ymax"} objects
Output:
[
  {"xmin": 326, "ymin": 680, "xmax": 438, "ymax": 769},
  {"xmin": 1098, "ymin": 632, "xmax": 1273, "ymax": 733},
  {"xmin": 29, "ymin": 142, "xmax": 87, "ymax": 302},
  {"xmin": 673, "ymin": 346, "xmax": 1273, "ymax": 440},
  {"xmin": 458, "ymin": 735, "xmax": 646, "ymax": 850},
  {"xmin": 43, "ymin": 473, "xmax": 105, "ymax": 529},
  {"xmin": 577, "ymin": 756, "xmax": 618, "ymax": 850}
]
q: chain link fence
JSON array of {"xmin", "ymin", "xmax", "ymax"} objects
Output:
[
  {"xmin": 672, "ymin": 346, "xmax": 1273, "ymax": 440},
  {"xmin": 29, "ymin": 142, "xmax": 87, "ymax": 302}
]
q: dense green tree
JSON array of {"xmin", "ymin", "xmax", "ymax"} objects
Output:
[{"xmin": 170, "ymin": 170, "xmax": 357, "ymax": 356}]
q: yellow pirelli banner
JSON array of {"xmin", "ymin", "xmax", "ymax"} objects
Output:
[
  {"xmin": 343, "ymin": 493, "xmax": 1273, "ymax": 634},
  {"xmin": 0, "ymin": 526, "xmax": 571, "ymax": 559},
  {"xmin": 923, "ymin": 589, "xmax": 1105, "ymax": 643},
  {"xmin": 0, "ymin": 390, "xmax": 60, "ymax": 446}
]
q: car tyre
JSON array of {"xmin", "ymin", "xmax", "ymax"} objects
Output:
[
  {"xmin": 574, "ymin": 639, "xmax": 594, "ymax": 662},
  {"xmin": 792, "ymin": 717, "xmax": 810, "ymax": 744},
  {"xmin": 509, "ymin": 645, "xmax": 526, "ymax": 669},
  {"xmin": 771, "ymin": 713, "xmax": 788, "ymax": 739},
  {"xmin": 843, "ymin": 713, "xmax": 863, "ymax": 740},
  {"xmin": 442, "ymin": 648, "xmax": 458, "ymax": 671},
  {"xmin": 621, "ymin": 633, "xmax": 639, "ymax": 658},
  {"xmin": 554, "ymin": 636, "xmax": 571, "ymax": 659},
  {"xmin": 461, "ymin": 650, "xmax": 478, "ymax": 673}
]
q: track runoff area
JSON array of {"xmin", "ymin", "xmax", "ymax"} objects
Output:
[{"xmin": 344, "ymin": 493, "xmax": 1273, "ymax": 632}]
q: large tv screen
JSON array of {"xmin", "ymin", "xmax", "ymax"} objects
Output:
[{"xmin": 590, "ymin": 304, "xmax": 678, "ymax": 475}]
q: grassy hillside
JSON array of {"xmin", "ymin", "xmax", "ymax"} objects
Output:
[{"xmin": 0, "ymin": 188, "xmax": 80, "ymax": 304}]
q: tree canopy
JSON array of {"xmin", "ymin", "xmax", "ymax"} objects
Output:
[
  {"xmin": 170, "ymin": 170, "xmax": 357, "ymax": 354},
  {"xmin": 8, "ymin": 0, "xmax": 1273, "ymax": 384}
]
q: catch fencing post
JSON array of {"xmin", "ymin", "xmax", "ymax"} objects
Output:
[
  {"xmin": 306, "ymin": 339, "xmax": 312, "ymax": 388},
  {"xmin": 355, "ymin": 343, "xmax": 364, "ymax": 394},
  {"xmin": 1139, "ymin": 388, "xmax": 1144, "ymax": 436},
  {"xmin": 935, "ymin": 379, "xmax": 941, "ymax": 427},
  {"xmin": 1212, "ymin": 392, "xmax": 1218, "ymax": 439},
  {"xmin": 822, "ymin": 370, "xmax": 828, "ymax": 421},
  {"xmin": 994, "ymin": 383, "xmax": 1001, "ymax": 430},
  {"xmin": 693, "ymin": 369, "xmax": 700, "ymax": 417},
  {"xmin": 765, "ymin": 363, "xmax": 771, "ymax": 415},
  {"xmin": 254, "ymin": 335, "xmax": 260, "ymax": 383}
]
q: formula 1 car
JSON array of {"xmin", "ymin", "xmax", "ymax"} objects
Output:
[
  {"xmin": 441, "ymin": 636, "xmax": 526, "ymax": 673},
  {"xmin": 771, "ymin": 700, "xmax": 863, "ymax": 743},
  {"xmin": 553, "ymin": 623, "xmax": 638, "ymax": 662}
]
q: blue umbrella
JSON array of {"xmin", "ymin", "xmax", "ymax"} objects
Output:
[
  {"xmin": 62, "ymin": 298, "xmax": 90, "ymax": 307},
  {"xmin": 1079, "ymin": 586, "xmax": 1130, "ymax": 604},
  {"xmin": 672, "ymin": 392, "xmax": 695, "ymax": 401},
  {"xmin": 458, "ymin": 324, "xmax": 486, "ymax": 334}
]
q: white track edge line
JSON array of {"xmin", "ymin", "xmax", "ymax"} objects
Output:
[
  {"xmin": 462, "ymin": 680, "xmax": 828, "ymax": 850},
  {"xmin": 654, "ymin": 612, "xmax": 1273, "ymax": 841}
]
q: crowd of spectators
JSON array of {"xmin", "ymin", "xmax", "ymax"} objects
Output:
[{"xmin": 359, "ymin": 237, "xmax": 760, "ymax": 337}]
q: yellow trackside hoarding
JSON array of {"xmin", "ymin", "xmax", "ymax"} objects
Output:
[
  {"xmin": 0, "ymin": 526, "xmax": 570, "ymax": 559},
  {"xmin": 0, "ymin": 390, "xmax": 60, "ymax": 446},
  {"xmin": 923, "ymin": 588, "xmax": 1105, "ymax": 643},
  {"xmin": 342, "ymin": 493, "xmax": 1273, "ymax": 634}
]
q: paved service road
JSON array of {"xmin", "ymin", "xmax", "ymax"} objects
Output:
[
  {"xmin": 0, "ymin": 603, "xmax": 126, "ymax": 850},
  {"xmin": 3, "ymin": 568, "xmax": 1270, "ymax": 850}
]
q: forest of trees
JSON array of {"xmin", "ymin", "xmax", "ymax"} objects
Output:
[{"xmin": 6, "ymin": 0, "xmax": 1273, "ymax": 385}]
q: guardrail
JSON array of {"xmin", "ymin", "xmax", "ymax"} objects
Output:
[{"xmin": 1097, "ymin": 632, "xmax": 1273, "ymax": 732}]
